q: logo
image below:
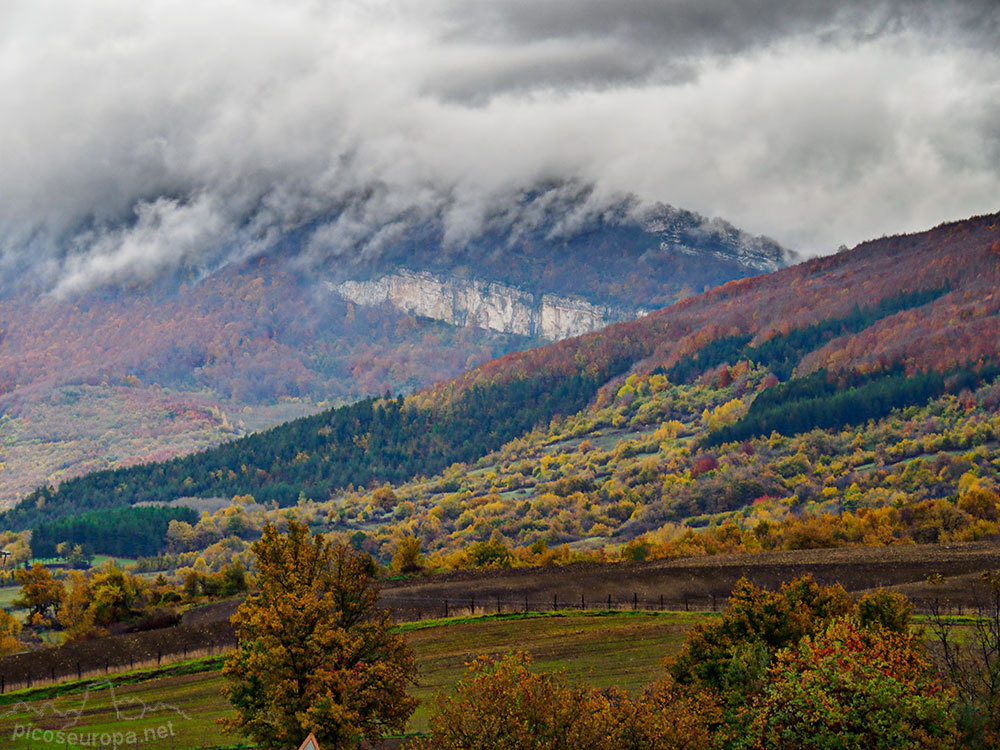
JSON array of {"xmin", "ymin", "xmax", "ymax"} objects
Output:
[{"xmin": 2, "ymin": 680, "xmax": 192, "ymax": 748}]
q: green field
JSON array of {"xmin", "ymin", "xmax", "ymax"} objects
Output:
[
  {"xmin": 26, "ymin": 555, "xmax": 138, "ymax": 568},
  {"xmin": 0, "ymin": 610, "xmax": 704, "ymax": 749},
  {"xmin": 0, "ymin": 585, "xmax": 20, "ymax": 610},
  {"xmin": 403, "ymin": 610, "xmax": 700, "ymax": 732}
]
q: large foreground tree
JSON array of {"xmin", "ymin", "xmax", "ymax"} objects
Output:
[{"xmin": 220, "ymin": 520, "xmax": 417, "ymax": 749}]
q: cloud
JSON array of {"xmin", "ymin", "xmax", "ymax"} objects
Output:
[
  {"xmin": 0, "ymin": 0, "xmax": 997, "ymax": 293},
  {"xmin": 52, "ymin": 194, "xmax": 229, "ymax": 295},
  {"xmin": 449, "ymin": 0, "xmax": 1000, "ymax": 57}
]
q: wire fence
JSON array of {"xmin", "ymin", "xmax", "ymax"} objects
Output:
[
  {"xmin": 0, "ymin": 621, "xmax": 236, "ymax": 695},
  {"xmin": 0, "ymin": 590, "xmax": 982, "ymax": 695},
  {"xmin": 379, "ymin": 591, "xmax": 978, "ymax": 621},
  {"xmin": 381, "ymin": 590, "xmax": 730, "ymax": 620}
]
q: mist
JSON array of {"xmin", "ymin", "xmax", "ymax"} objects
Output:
[{"xmin": 1, "ymin": 0, "xmax": 997, "ymax": 294}]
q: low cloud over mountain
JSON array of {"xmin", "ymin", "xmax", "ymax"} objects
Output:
[{"xmin": 1, "ymin": 0, "xmax": 997, "ymax": 293}]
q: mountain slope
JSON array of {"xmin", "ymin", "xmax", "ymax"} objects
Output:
[
  {"xmin": 333, "ymin": 198, "xmax": 789, "ymax": 323},
  {"xmin": 4, "ymin": 211, "xmax": 996, "ymax": 537},
  {"xmin": 0, "ymin": 198, "xmax": 785, "ymax": 507}
]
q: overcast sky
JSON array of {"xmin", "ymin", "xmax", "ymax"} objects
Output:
[{"xmin": 1, "ymin": 0, "xmax": 998, "ymax": 293}]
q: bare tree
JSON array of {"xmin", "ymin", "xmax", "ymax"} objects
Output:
[{"xmin": 926, "ymin": 571, "xmax": 1000, "ymax": 749}]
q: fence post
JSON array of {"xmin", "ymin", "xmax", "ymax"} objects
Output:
[
  {"xmin": 77, "ymin": 662, "xmax": 82, "ymax": 680},
  {"xmin": 470, "ymin": 596, "xmax": 475, "ymax": 616},
  {"xmin": 660, "ymin": 594, "xmax": 664, "ymax": 610},
  {"xmin": 553, "ymin": 593, "xmax": 557, "ymax": 611},
  {"xmin": 525, "ymin": 595, "xmax": 528, "ymax": 612},
  {"xmin": 633, "ymin": 592, "xmax": 637, "ymax": 610},
  {"xmin": 581, "ymin": 593, "xmax": 585, "ymax": 610},
  {"xmin": 607, "ymin": 593, "xmax": 611, "ymax": 610},
  {"xmin": 712, "ymin": 594, "xmax": 717, "ymax": 611},
  {"xmin": 497, "ymin": 596, "xmax": 501, "ymax": 614},
  {"xmin": 444, "ymin": 599, "xmax": 448, "ymax": 617}
]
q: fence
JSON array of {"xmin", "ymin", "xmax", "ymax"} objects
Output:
[
  {"xmin": 0, "ymin": 620, "xmax": 236, "ymax": 694},
  {"xmin": 381, "ymin": 590, "xmax": 731, "ymax": 621},
  {"xmin": 380, "ymin": 590, "xmax": 979, "ymax": 621},
  {"xmin": 0, "ymin": 591, "xmax": 724, "ymax": 693},
  {"xmin": 0, "ymin": 590, "xmax": 983, "ymax": 694}
]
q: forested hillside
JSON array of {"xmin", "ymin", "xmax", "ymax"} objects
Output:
[
  {"xmin": 4, "ymin": 212, "xmax": 997, "ymax": 550},
  {"xmin": 5, "ymin": 352, "xmax": 636, "ymax": 530},
  {"xmin": 0, "ymin": 261, "xmax": 528, "ymax": 506},
  {"xmin": 0, "ymin": 198, "xmax": 787, "ymax": 507}
]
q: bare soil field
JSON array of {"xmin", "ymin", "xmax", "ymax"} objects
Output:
[
  {"xmin": 0, "ymin": 620, "xmax": 235, "ymax": 694},
  {"xmin": 380, "ymin": 541, "xmax": 1000, "ymax": 619}
]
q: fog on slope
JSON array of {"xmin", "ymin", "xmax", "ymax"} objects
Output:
[{"xmin": 0, "ymin": 0, "xmax": 998, "ymax": 296}]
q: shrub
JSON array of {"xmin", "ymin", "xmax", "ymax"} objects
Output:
[
  {"xmin": 666, "ymin": 575, "xmax": 852, "ymax": 698},
  {"xmin": 411, "ymin": 652, "xmax": 599, "ymax": 749},
  {"xmin": 741, "ymin": 618, "xmax": 958, "ymax": 749},
  {"xmin": 412, "ymin": 652, "xmax": 722, "ymax": 750},
  {"xmin": 856, "ymin": 588, "xmax": 913, "ymax": 633}
]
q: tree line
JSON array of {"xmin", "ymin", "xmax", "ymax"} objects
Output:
[
  {"xmin": 707, "ymin": 359, "xmax": 1000, "ymax": 445},
  {"xmin": 29, "ymin": 505, "xmax": 199, "ymax": 559}
]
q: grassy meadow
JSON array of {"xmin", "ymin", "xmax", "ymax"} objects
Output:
[{"xmin": 0, "ymin": 610, "xmax": 703, "ymax": 749}]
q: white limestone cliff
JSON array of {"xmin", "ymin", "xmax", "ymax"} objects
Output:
[{"xmin": 331, "ymin": 270, "xmax": 645, "ymax": 341}]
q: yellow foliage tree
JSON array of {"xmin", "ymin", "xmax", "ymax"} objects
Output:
[
  {"xmin": 57, "ymin": 570, "xmax": 96, "ymax": 641},
  {"xmin": 13, "ymin": 564, "xmax": 65, "ymax": 625},
  {"xmin": 0, "ymin": 609, "xmax": 22, "ymax": 657},
  {"xmin": 392, "ymin": 536, "xmax": 424, "ymax": 574},
  {"xmin": 220, "ymin": 520, "xmax": 417, "ymax": 749}
]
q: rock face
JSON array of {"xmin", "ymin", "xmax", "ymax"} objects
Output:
[
  {"xmin": 332, "ymin": 270, "xmax": 645, "ymax": 340},
  {"xmin": 638, "ymin": 211, "xmax": 787, "ymax": 273}
]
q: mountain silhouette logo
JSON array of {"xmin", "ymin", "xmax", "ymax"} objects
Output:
[{"xmin": 0, "ymin": 679, "xmax": 191, "ymax": 732}]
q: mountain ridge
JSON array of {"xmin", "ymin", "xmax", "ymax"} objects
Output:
[
  {"xmin": 5, "ymin": 210, "xmax": 997, "ymax": 534},
  {"xmin": 0, "ymin": 196, "xmax": 785, "ymax": 506}
]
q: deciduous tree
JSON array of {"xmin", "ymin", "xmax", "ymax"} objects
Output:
[
  {"xmin": 13, "ymin": 564, "xmax": 64, "ymax": 625},
  {"xmin": 56, "ymin": 570, "xmax": 95, "ymax": 641},
  {"xmin": 220, "ymin": 520, "xmax": 417, "ymax": 749},
  {"xmin": 392, "ymin": 536, "xmax": 424, "ymax": 574},
  {"xmin": 0, "ymin": 609, "xmax": 22, "ymax": 657},
  {"xmin": 741, "ymin": 618, "xmax": 957, "ymax": 749},
  {"xmin": 666, "ymin": 575, "xmax": 852, "ymax": 699}
]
